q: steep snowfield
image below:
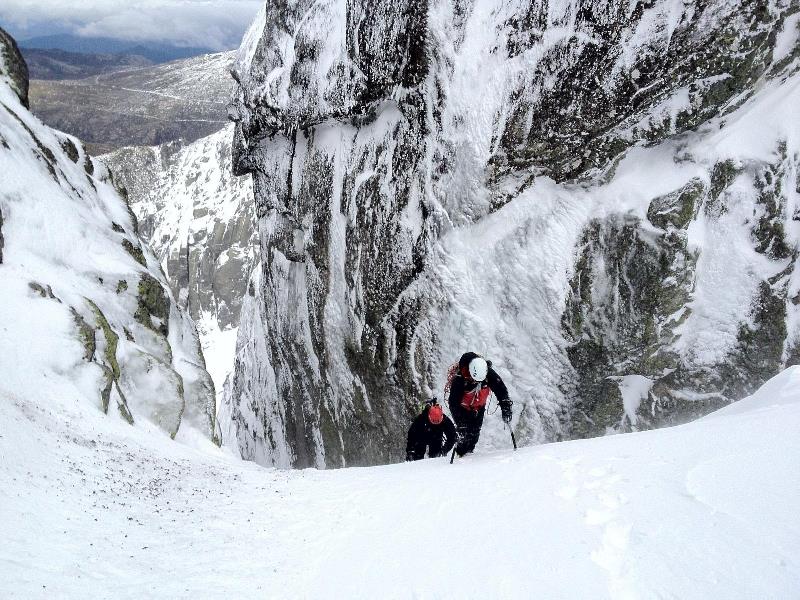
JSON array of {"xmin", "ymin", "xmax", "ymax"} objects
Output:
[
  {"xmin": 0, "ymin": 32, "xmax": 218, "ymax": 443},
  {"xmin": 2, "ymin": 357, "xmax": 798, "ymax": 598}
]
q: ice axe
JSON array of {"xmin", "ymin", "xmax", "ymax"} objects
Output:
[
  {"xmin": 507, "ymin": 424, "xmax": 517, "ymax": 451},
  {"xmin": 450, "ymin": 430, "xmax": 460, "ymax": 464}
]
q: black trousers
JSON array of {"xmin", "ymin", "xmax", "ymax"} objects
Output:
[
  {"xmin": 407, "ymin": 439, "xmax": 446, "ymax": 460},
  {"xmin": 449, "ymin": 400, "xmax": 485, "ymax": 456}
]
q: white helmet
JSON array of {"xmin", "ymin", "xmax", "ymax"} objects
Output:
[{"xmin": 469, "ymin": 357, "xmax": 488, "ymax": 382}]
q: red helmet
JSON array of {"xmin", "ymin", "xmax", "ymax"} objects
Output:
[{"xmin": 428, "ymin": 404, "xmax": 444, "ymax": 425}]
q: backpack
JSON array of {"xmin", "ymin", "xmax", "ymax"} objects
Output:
[{"xmin": 443, "ymin": 363, "xmax": 460, "ymax": 396}]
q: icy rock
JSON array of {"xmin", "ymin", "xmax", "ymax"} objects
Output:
[
  {"xmin": 222, "ymin": 0, "xmax": 800, "ymax": 466},
  {"xmin": 101, "ymin": 125, "xmax": 257, "ymax": 403},
  {"xmin": 0, "ymin": 27, "xmax": 28, "ymax": 108}
]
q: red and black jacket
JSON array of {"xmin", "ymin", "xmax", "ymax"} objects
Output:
[{"xmin": 448, "ymin": 352, "xmax": 509, "ymax": 414}]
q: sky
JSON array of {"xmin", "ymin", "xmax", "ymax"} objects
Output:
[{"xmin": 0, "ymin": 0, "xmax": 263, "ymax": 50}]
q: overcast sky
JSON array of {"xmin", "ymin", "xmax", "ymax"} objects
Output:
[{"xmin": 0, "ymin": 0, "xmax": 263, "ymax": 50}]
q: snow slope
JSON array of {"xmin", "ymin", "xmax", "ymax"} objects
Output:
[
  {"xmin": 0, "ymin": 30, "xmax": 219, "ymax": 443},
  {"xmin": 2, "ymin": 358, "xmax": 798, "ymax": 598}
]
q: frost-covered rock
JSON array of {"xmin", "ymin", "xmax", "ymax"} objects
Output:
[
  {"xmin": 223, "ymin": 1, "xmax": 800, "ymax": 467},
  {"xmin": 0, "ymin": 27, "xmax": 28, "ymax": 108},
  {"xmin": 101, "ymin": 125, "xmax": 257, "ymax": 402},
  {"xmin": 0, "ymin": 29, "xmax": 219, "ymax": 444},
  {"xmin": 216, "ymin": 264, "xmax": 296, "ymax": 464}
]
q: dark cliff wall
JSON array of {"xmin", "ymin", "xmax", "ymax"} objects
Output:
[{"xmin": 222, "ymin": 0, "xmax": 800, "ymax": 467}]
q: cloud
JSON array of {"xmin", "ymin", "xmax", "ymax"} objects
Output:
[{"xmin": 0, "ymin": 0, "xmax": 263, "ymax": 50}]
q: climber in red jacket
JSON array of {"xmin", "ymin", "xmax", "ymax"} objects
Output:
[{"xmin": 447, "ymin": 352, "xmax": 512, "ymax": 457}]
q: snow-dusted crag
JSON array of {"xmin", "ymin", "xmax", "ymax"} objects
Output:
[
  {"xmin": 101, "ymin": 126, "xmax": 257, "ymax": 398},
  {"xmin": 0, "ymin": 28, "xmax": 219, "ymax": 444},
  {"xmin": 224, "ymin": 1, "xmax": 800, "ymax": 467}
]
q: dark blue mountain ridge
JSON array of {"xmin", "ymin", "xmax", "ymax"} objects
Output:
[{"xmin": 19, "ymin": 34, "xmax": 212, "ymax": 63}]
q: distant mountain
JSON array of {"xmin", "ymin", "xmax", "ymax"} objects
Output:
[
  {"xmin": 20, "ymin": 34, "xmax": 212, "ymax": 63},
  {"xmin": 28, "ymin": 51, "xmax": 235, "ymax": 154},
  {"xmin": 22, "ymin": 48, "xmax": 154, "ymax": 80}
]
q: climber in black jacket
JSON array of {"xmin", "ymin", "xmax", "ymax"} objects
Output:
[
  {"xmin": 406, "ymin": 401, "xmax": 457, "ymax": 461},
  {"xmin": 447, "ymin": 352, "xmax": 512, "ymax": 457}
]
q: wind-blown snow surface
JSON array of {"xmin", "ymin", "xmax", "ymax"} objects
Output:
[{"xmin": 3, "ymin": 358, "xmax": 799, "ymax": 598}]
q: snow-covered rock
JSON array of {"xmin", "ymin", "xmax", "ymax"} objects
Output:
[
  {"xmin": 223, "ymin": 0, "xmax": 800, "ymax": 467},
  {"xmin": 0, "ymin": 28, "xmax": 219, "ymax": 444},
  {"xmin": 0, "ymin": 27, "xmax": 28, "ymax": 109},
  {"xmin": 101, "ymin": 126, "xmax": 257, "ymax": 404}
]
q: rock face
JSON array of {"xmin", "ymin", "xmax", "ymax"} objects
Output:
[
  {"xmin": 0, "ymin": 27, "xmax": 29, "ymax": 108},
  {"xmin": 101, "ymin": 125, "xmax": 257, "ymax": 399},
  {"xmin": 28, "ymin": 51, "xmax": 235, "ymax": 154},
  {"xmin": 0, "ymin": 30, "xmax": 219, "ymax": 444},
  {"xmin": 223, "ymin": 0, "xmax": 800, "ymax": 467}
]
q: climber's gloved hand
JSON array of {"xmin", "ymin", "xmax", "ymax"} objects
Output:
[{"xmin": 499, "ymin": 399, "xmax": 513, "ymax": 423}]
